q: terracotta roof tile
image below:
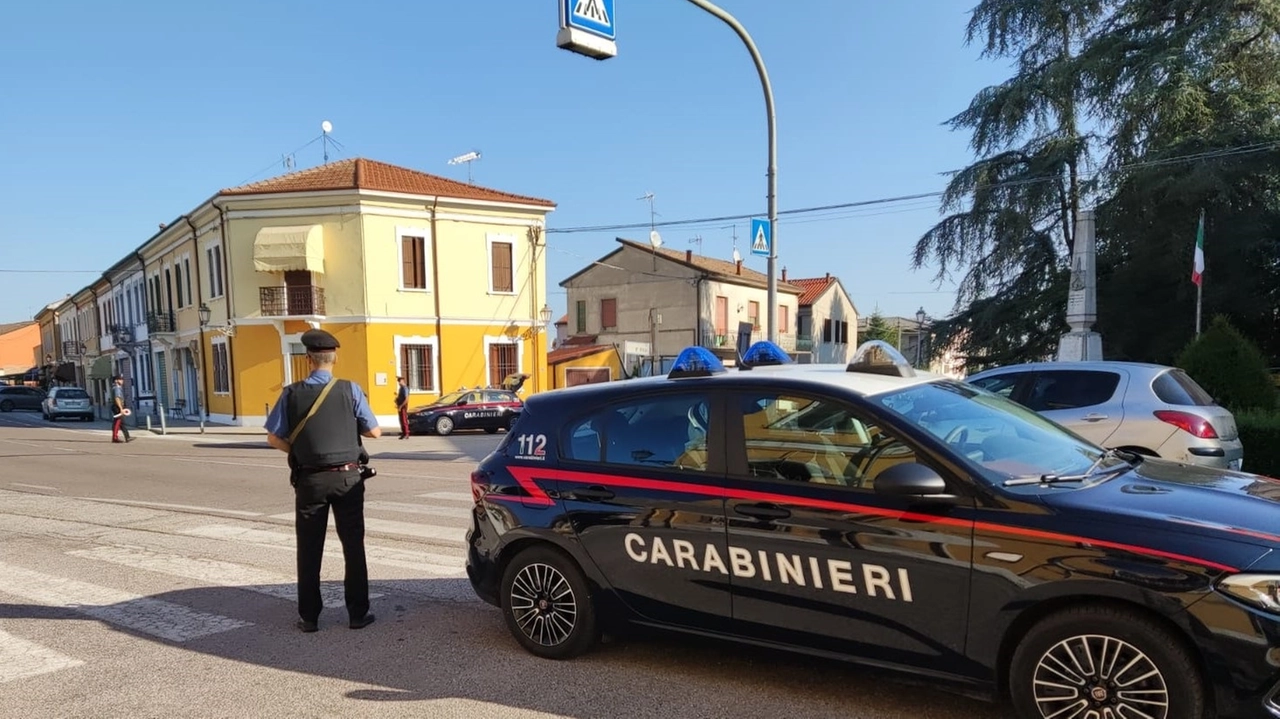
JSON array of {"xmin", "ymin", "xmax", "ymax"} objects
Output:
[
  {"xmin": 561, "ymin": 334, "xmax": 598, "ymax": 346},
  {"xmin": 0, "ymin": 321, "xmax": 35, "ymax": 337},
  {"xmin": 220, "ymin": 158, "xmax": 555, "ymax": 208},
  {"xmin": 789, "ymin": 276, "xmax": 837, "ymax": 306},
  {"xmin": 616, "ymin": 239, "xmax": 804, "ymax": 294},
  {"xmin": 548, "ymin": 344, "xmax": 614, "ymax": 364}
]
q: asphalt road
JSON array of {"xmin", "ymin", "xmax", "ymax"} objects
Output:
[{"xmin": 0, "ymin": 409, "xmax": 1002, "ymax": 718}]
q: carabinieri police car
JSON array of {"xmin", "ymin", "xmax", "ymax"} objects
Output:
[{"xmin": 466, "ymin": 340, "xmax": 1280, "ymax": 719}]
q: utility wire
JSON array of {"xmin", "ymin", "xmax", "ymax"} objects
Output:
[{"xmin": 546, "ymin": 140, "xmax": 1280, "ymax": 235}]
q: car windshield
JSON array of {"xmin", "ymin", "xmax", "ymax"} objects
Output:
[{"xmin": 873, "ymin": 380, "xmax": 1128, "ymax": 484}]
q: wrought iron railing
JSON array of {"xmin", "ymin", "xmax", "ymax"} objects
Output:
[
  {"xmin": 260, "ymin": 286, "xmax": 325, "ymax": 316},
  {"xmin": 147, "ymin": 312, "xmax": 175, "ymax": 334}
]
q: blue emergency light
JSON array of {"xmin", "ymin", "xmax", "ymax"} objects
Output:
[
  {"xmin": 739, "ymin": 341, "xmax": 794, "ymax": 369},
  {"xmin": 668, "ymin": 346, "xmax": 727, "ymax": 379}
]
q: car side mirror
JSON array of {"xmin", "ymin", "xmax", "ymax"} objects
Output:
[{"xmin": 874, "ymin": 462, "xmax": 962, "ymax": 503}]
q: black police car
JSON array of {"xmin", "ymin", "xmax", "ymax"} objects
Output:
[
  {"xmin": 466, "ymin": 340, "xmax": 1280, "ymax": 718},
  {"xmin": 407, "ymin": 388, "xmax": 523, "ymax": 436}
]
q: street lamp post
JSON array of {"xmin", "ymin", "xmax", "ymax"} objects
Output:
[
  {"xmin": 682, "ymin": 0, "xmax": 778, "ymax": 343},
  {"xmin": 197, "ymin": 303, "xmax": 211, "ymax": 434},
  {"xmin": 538, "ymin": 304, "xmax": 553, "ymax": 393},
  {"xmin": 915, "ymin": 307, "xmax": 927, "ymax": 369}
]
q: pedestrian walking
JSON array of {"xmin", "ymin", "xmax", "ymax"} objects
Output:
[
  {"xmin": 395, "ymin": 376, "xmax": 410, "ymax": 440},
  {"xmin": 110, "ymin": 375, "xmax": 132, "ymax": 444},
  {"xmin": 264, "ymin": 329, "xmax": 381, "ymax": 633}
]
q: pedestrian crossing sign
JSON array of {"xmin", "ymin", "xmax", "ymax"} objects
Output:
[{"xmin": 750, "ymin": 219, "xmax": 772, "ymax": 257}]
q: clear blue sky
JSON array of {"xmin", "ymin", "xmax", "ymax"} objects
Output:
[{"xmin": 0, "ymin": 0, "xmax": 1008, "ymax": 326}]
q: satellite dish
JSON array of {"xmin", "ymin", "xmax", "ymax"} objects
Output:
[
  {"xmin": 321, "ymin": 120, "xmax": 333, "ymax": 134},
  {"xmin": 649, "ymin": 230, "xmax": 663, "ymax": 248},
  {"xmin": 732, "ymin": 247, "xmax": 742, "ymax": 263}
]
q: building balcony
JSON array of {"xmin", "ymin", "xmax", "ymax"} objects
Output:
[
  {"xmin": 795, "ymin": 334, "xmax": 813, "ymax": 352},
  {"xmin": 147, "ymin": 312, "xmax": 175, "ymax": 335},
  {"xmin": 260, "ymin": 286, "xmax": 325, "ymax": 317},
  {"xmin": 705, "ymin": 330, "xmax": 798, "ymax": 353}
]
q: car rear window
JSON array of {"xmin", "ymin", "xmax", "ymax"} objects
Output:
[
  {"xmin": 58, "ymin": 389, "xmax": 90, "ymax": 399},
  {"xmin": 1152, "ymin": 370, "xmax": 1214, "ymax": 406}
]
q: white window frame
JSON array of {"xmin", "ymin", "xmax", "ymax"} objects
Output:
[
  {"xmin": 393, "ymin": 335, "xmax": 440, "ymax": 395},
  {"xmin": 483, "ymin": 334, "xmax": 524, "ymax": 389},
  {"xmin": 486, "ymin": 234, "xmax": 518, "ymax": 296},
  {"xmin": 205, "ymin": 241, "xmax": 225, "ymax": 299},
  {"xmin": 396, "ymin": 226, "xmax": 433, "ymax": 293},
  {"xmin": 211, "ymin": 337, "xmax": 231, "ymax": 395},
  {"xmin": 163, "ymin": 264, "xmax": 174, "ymax": 312},
  {"xmin": 180, "ymin": 254, "xmax": 193, "ymax": 310}
]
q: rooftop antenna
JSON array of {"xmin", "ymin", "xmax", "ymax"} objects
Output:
[
  {"xmin": 448, "ymin": 150, "xmax": 482, "ymax": 184},
  {"xmin": 688, "ymin": 234, "xmax": 703, "ymax": 253},
  {"xmin": 638, "ymin": 192, "xmax": 661, "ymax": 247},
  {"xmin": 321, "ymin": 121, "xmax": 333, "ymax": 162},
  {"xmin": 723, "ymin": 224, "xmax": 741, "ymax": 263}
]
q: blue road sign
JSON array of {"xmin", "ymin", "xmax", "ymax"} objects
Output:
[
  {"xmin": 563, "ymin": 0, "xmax": 615, "ymax": 40},
  {"xmin": 750, "ymin": 218, "xmax": 772, "ymax": 257}
]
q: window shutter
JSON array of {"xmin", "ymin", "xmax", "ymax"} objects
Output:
[
  {"xmin": 823, "ymin": 319, "xmax": 833, "ymax": 343},
  {"xmin": 402, "ymin": 237, "xmax": 416, "ymax": 287},
  {"xmin": 601, "ymin": 298, "xmax": 617, "ymax": 328},
  {"xmin": 491, "ymin": 242, "xmax": 513, "ymax": 292}
]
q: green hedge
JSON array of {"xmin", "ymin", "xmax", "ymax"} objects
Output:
[
  {"xmin": 1235, "ymin": 409, "xmax": 1280, "ymax": 479},
  {"xmin": 1176, "ymin": 315, "xmax": 1277, "ymax": 412}
]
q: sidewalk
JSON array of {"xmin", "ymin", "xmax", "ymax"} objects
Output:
[{"xmin": 138, "ymin": 416, "xmax": 265, "ymax": 436}]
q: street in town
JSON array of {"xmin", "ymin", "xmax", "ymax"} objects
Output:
[{"xmin": 0, "ymin": 410, "xmax": 1000, "ymax": 718}]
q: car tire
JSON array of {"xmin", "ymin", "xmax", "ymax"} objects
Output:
[
  {"xmin": 0, "ymin": 400, "xmax": 12, "ymax": 412},
  {"xmin": 435, "ymin": 416, "xmax": 454, "ymax": 436},
  {"xmin": 485, "ymin": 427, "xmax": 499, "ymax": 434},
  {"xmin": 1009, "ymin": 604, "xmax": 1204, "ymax": 719},
  {"xmin": 500, "ymin": 545, "xmax": 598, "ymax": 660}
]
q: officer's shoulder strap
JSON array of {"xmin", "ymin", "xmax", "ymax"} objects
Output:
[{"xmin": 287, "ymin": 379, "xmax": 338, "ymax": 444}]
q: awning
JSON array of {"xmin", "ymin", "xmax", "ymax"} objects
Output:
[
  {"xmin": 88, "ymin": 355, "xmax": 114, "ymax": 380},
  {"xmin": 253, "ymin": 225, "xmax": 325, "ymax": 273}
]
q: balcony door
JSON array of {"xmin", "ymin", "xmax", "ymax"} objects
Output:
[{"xmin": 284, "ymin": 271, "xmax": 314, "ymax": 315}]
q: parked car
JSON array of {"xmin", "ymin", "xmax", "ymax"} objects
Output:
[
  {"xmin": 966, "ymin": 361, "xmax": 1243, "ymax": 470},
  {"xmin": 42, "ymin": 386, "xmax": 94, "ymax": 422},
  {"xmin": 0, "ymin": 385, "xmax": 46, "ymax": 412},
  {"xmin": 407, "ymin": 388, "xmax": 523, "ymax": 436}
]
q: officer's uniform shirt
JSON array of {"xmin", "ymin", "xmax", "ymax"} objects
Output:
[{"xmin": 265, "ymin": 370, "xmax": 379, "ymax": 439}]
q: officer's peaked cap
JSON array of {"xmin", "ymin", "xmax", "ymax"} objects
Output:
[{"xmin": 301, "ymin": 329, "xmax": 340, "ymax": 351}]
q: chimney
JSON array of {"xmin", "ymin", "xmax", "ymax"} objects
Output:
[
  {"xmin": 781, "ymin": 267, "xmax": 788, "ymax": 282},
  {"xmin": 686, "ymin": 249, "xmax": 692, "ymax": 262},
  {"xmin": 736, "ymin": 260, "xmax": 742, "ymax": 275}
]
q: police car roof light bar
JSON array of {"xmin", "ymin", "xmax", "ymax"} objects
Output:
[
  {"xmin": 668, "ymin": 346, "xmax": 727, "ymax": 379},
  {"xmin": 739, "ymin": 340, "xmax": 794, "ymax": 370},
  {"xmin": 846, "ymin": 340, "xmax": 917, "ymax": 378}
]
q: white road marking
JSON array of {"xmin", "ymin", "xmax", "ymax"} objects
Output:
[
  {"xmin": 0, "ymin": 561, "xmax": 252, "ymax": 643},
  {"xmin": 11, "ymin": 484, "xmax": 61, "ymax": 493},
  {"xmin": 78, "ymin": 498, "xmax": 262, "ymax": 517},
  {"xmin": 67, "ymin": 545, "xmax": 379, "ymax": 608},
  {"xmin": 417, "ymin": 491, "xmax": 475, "ymax": 503},
  {"xmin": 0, "ymin": 629, "xmax": 84, "ymax": 683},
  {"xmin": 364, "ymin": 500, "xmax": 471, "ymax": 519},
  {"xmin": 263, "ymin": 513, "xmax": 465, "ymax": 544},
  {"xmin": 181, "ymin": 525, "xmax": 464, "ymax": 575}
]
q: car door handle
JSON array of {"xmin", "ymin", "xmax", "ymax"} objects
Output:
[
  {"xmin": 734, "ymin": 503, "xmax": 791, "ymax": 521},
  {"xmin": 570, "ymin": 485, "xmax": 615, "ymax": 502},
  {"xmin": 1082, "ymin": 413, "xmax": 1109, "ymax": 422}
]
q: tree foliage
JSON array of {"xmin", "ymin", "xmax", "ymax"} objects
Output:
[
  {"xmin": 923, "ymin": 0, "xmax": 1280, "ymax": 371},
  {"xmin": 861, "ymin": 310, "xmax": 900, "ymax": 346},
  {"xmin": 1176, "ymin": 315, "xmax": 1277, "ymax": 412}
]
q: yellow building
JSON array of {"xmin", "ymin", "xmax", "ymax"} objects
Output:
[
  {"xmin": 110, "ymin": 157, "xmax": 556, "ymax": 427},
  {"xmin": 547, "ymin": 343, "xmax": 626, "ymax": 389}
]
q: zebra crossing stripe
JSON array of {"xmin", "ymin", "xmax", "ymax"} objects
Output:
[
  {"xmin": 0, "ymin": 629, "xmax": 83, "ymax": 683},
  {"xmin": 181, "ymin": 525, "xmax": 464, "ymax": 575},
  {"xmin": 0, "ymin": 561, "xmax": 252, "ymax": 643},
  {"xmin": 417, "ymin": 491, "xmax": 475, "ymax": 502},
  {"xmin": 363, "ymin": 500, "xmax": 472, "ymax": 519},
  {"xmin": 66, "ymin": 545, "xmax": 381, "ymax": 608},
  {"xmin": 261, "ymin": 513, "xmax": 465, "ymax": 543}
]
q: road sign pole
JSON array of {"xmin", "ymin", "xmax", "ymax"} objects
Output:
[{"xmin": 683, "ymin": 0, "xmax": 777, "ymax": 343}]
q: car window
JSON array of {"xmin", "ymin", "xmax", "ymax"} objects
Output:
[
  {"xmin": 57, "ymin": 389, "xmax": 89, "ymax": 399},
  {"xmin": 734, "ymin": 392, "xmax": 925, "ymax": 491},
  {"xmin": 1022, "ymin": 370, "xmax": 1120, "ymax": 411},
  {"xmin": 562, "ymin": 394, "xmax": 710, "ymax": 472},
  {"xmin": 485, "ymin": 391, "xmax": 514, "ymax": 403},
  {"xmin": 1152, "ymin": 370, "xmax": 1214, "ymax": 406},
  {"xmin": 875, "ymin": 381, "xmax": 1119, "ymax": 484},
  {"xmin": 969, "ymin": 373, "xmax": 1021, "ymax": 399},
  {"xmin": 466, "ymin": 392, "xmax": 485, "ymax": 405}
]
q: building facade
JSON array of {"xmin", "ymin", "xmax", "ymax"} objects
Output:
[
  {"xmin": 29, "ymin": 157, "xmax": 557, "ymax": 427},
  {"xmin": 560, "ymin": 239, "xmax": 803, "ymax": 373},
  {"xmin": 790, "ymin": 273, "xmax": 859, "ymax": 364}
]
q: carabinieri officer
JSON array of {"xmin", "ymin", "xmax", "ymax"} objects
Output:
[{"xmin": 264, "ymin": 328, "xmax": 381, "ymax": 633}]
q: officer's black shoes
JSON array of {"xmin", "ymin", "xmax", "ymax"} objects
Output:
[
  {"xmin": 296, "ymin": 619, "xmax": 319, "ymax": 633},
  {"xmin": 349, "ymin": 613, "xmax": 376, "ymax": 630}
]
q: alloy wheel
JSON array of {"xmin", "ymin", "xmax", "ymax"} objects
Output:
[
  {"xmin": 508, "ymin": 562, "xmax": 577, "ymax": 647},
  {"xmin": 1031, "ymin": 634, "xmax": 1169, "ymax": 719}
]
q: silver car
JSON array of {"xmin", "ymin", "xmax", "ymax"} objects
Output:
[
  {"xmin": 966, "ymin": 361, "xmax": 1244, "ymax": 470},
  {"xmin": 42, "ymin": 386, "xmax": 94, "ymax": 422}
]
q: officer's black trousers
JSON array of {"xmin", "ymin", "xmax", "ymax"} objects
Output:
[{"xmin": 294, "ymin": 470, "xmax": 369, "ymax": 623}]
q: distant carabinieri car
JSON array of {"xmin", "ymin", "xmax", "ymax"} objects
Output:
[
  {"xmin": 407, "ymin": 387, "xmax": 523, "ymax": 436},
  {"xmin": 464, "ymin": 339, "xmax": 1280, "ymax": 719}
]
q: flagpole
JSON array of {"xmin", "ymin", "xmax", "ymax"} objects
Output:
[
  {"xmin": 1196, "ymin": 281, "xmax": 1202, "ymax": 336},
  {"xmin": 1193, "ymin": 207, "xmax": 1205, "ymax": 337}
]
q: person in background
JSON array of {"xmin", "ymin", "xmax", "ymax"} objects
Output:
[
  {"xmin": 110, "ymin": 375, "xmax": 132, "ymax": 444},
  {"xmin": 264, "ymin": 329, "xmax": 380, "ymax": 633},
  {"xmin": 395, "ymin": 376, "xmax": 410, "ymax": 440}
]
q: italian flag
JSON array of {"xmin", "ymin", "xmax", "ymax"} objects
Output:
[{"xmin": 1192, "ymin": 209, "xmax": 1205, "ymax": 286}]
